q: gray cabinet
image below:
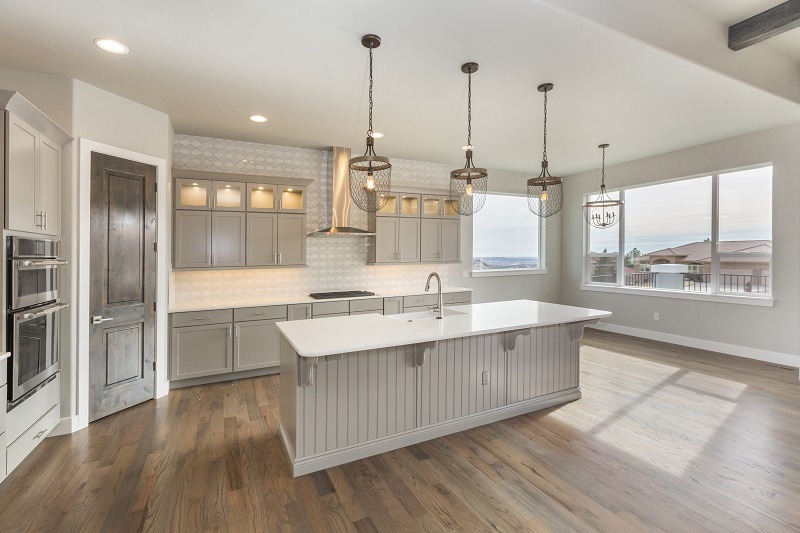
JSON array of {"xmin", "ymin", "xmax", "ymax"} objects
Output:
[
  {"xmin": 174, "ymin": 210, "xmax": 212, "ymax": 268},
  {"xmin": 211, "ymin": 181, "xmax": 246, "ymax": 211},
  {"xmin": 234, "ymin": 319, "xmax": 283, "ymax": 371},
  {"xmin": 246, "ymin": 213, "xmax": 278, "ymax": 266},
  {"xmin": 175, "ymin": 178, "xmax": 212, "ymax": 210},
  {"xmin": 370, "ymin": 216, "xmax": 420, "ymax": 264},
  {"xmin": 288, "ymin": 303, "xmax": 312, "ymax": 321},
  {"xmin": 421, "ymin": 218, "xmax": 460, "ymax": 263},
  {"xmin": 171, "ymin": 323, "xmax": 233, "ymax": 380},
  {"xmin": 212, "ymin": 211, "xmax": 246, "ymax": 267},
  {"xmin": 277, "ymin": 213, "xmax": 307, "ymax": 265},
  {"xmin": 384, "ymin": 297, "xmax": 402, "ymax": 315},
  {"xmin": 6, "ymin": 112, "xmax": 61, "ymax": 235}
]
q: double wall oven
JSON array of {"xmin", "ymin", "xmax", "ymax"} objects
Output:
[{"xmin": 6, "ymin": 237, "xmax": 68, "ymax": 408}]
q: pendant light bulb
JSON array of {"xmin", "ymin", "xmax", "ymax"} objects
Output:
[
  {"xmin": 465, "ymin": 182, "xmax": 473, "ymax": 197},
  {"xmin": 365, "ymin": 172, "xmax": 376, "ymax": 191},
  {"xmin": 540, "ymin": 189, "xmax": 548, "ymax": 202}
]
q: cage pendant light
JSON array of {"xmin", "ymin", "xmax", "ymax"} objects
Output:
[
  {"xmin": 583, "ymin": 144, "xmax": 623, "ymax": 229},
  {"xmin": 449, "ymin": 62, "xmax": 488, "ymax": 216},
  {"xmin": 527, "ymin": 83, "xmax": 563, "ymax": 218},
  {"xmin": 349, "ymin": 34, "xmax": 391, "ymax": 213}
]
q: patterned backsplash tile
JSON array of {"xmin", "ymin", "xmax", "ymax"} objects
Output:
[{"xmin": 171, "ymin": 135, "xmax": 454, "ymax": 304}]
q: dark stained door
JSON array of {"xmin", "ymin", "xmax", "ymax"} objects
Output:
[{"xmin": 89, "ymin": 153, "xmax": 157, "ymax": 422}]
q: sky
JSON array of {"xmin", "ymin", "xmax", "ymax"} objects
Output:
[
  {"xmin": 589, "ymin": 166, "xmax": 772, "ymax": 255},
  {"xmin": 473, "ymin": 194, "xmax": 539, "ymax": 257}
]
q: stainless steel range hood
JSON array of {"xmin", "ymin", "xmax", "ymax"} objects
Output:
[{"xmin": 308, "ymin": 146, "xmax": 377, "ymax": 237}]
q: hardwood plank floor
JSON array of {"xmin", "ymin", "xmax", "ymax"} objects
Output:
[{"xmin": 0, "ymin": 329, "xmax": 798, "ymax": 532}]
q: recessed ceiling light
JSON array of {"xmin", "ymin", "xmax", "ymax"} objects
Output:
[
  {"xmin": 370, "ymin": 132, "xmax": 384, "ymax": 138},
  {"xmin": 94, "ymin": 38, "xmax": 129, "ymax": 55},
  {"xmin": 250, "ymin": 115, "xmax": 268, "ymax": 123}
]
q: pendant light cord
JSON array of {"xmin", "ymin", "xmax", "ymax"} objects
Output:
[
  {"xmin": 542, "ymin": 89, "xmax": 548, "ymax": 163},
  {"xmin": 368, "ymin": 46, "xmax": 374, "ymax": 138},
  {"xmin": 467, "ymin": 71, "xmax": 472, "ymax": 148},
  {"xmin": 600, "ymin": 145, "xmax": 606, "ymax": 188}
]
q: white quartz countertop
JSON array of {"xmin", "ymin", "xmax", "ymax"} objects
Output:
[
  {"xmin": 277, "ymin": 299, "xmax": 612, "ymax": 358},
  {"xmin": 168, "ymin": 286, "xmax": 474, "ymax": 313}
]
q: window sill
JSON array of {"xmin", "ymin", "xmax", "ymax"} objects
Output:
[
  {"xmin": 580, "ymin": 284, "xmax": 773, "ymax": 307},
  {"xmin": 471, "ymin": 268, "xmax": 548, "ymax": 278}
]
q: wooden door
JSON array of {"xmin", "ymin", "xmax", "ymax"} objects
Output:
[
  {"xmin": 6, "ymin": 112, "xmax": 38, "ymax": 232},
  {"xmin": 420, "ymin": 218, "xmax": 441, "ymax": 262},
  {"xmin": 440, "ymin": 219, "xmax": 460, "ymax": 261},
  {"xmin": 374, "ymin": 217, "xmax": 399, "ymax": 263},
  {"xmin": 246, "ymin": 213, "xmax": 278, "ymax": 266},
  {"xmin": 398, "ymin": 218, "xmax": 421, "ymax": 263},
  {"xmin": 277, "ymin": 213, "xmax": 307, "ymax": 265},
  {"xmin": 173, "ymin": 211, "xmax": 212, "ymax": 268},
  {"xmin": 38, "ymin": 135, "xmax": 61, "ymax": 235},
  {"xmin": 212, "ymin": 211, "xmax": 246, "ymax": 267},
  {"xmin": 234, "ymin": 319, "xmax": 283, "ymax": 371},
  {"xmin": 89, "ymin": 152, "xmax": 157, "ymax": 422}
]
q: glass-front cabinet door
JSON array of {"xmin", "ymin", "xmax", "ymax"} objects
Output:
[
  {"xmin": 212, "ymin": 181, "xmax": 245, "ymax": 211},
  {"xmin": 422, "ymin": 195, "xmax": 441, "ymax": 218},
  {"xmin": 176, "ymin": 178, "xmax": 211, "ymax": 210},
  {"xmin": 399, "ymin": 193, "xmax": 421, "ymax": 217},
  {"xmin": 279, "ymin": 186, "xmax": 306, "ymax": 213},
  {"xmin": 443, "ymin": 198, "xmax": 460, "ymax": 218},
  {"xmin": 247, "ymin": 183, "xmax": 277, "ymax": 212},
  {"xmin": 376, "ymin": 193, "xmax": 400, "ymax": 216}
]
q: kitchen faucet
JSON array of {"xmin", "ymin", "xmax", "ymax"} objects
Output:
[{"xmin": 424, "ymin": 272, "xmax": 444, "ymax": 319}]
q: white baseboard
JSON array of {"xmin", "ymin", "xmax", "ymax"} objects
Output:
[
  {"xmin": 590, "ymin": 322, "xmax": 800, "ymax": 370},
  {"xmin": 50, "ymin": 415, "xmax": 79, "ymax": 437},
  {"xmin": 283, "ymin": 388, "xmax": 581, "ymax": 477}
]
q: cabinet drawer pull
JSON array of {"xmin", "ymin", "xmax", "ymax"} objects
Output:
[
  {"xmin": 193, "ymin": 316, "xmax": 212, "ymax": 321},
  {"xmin": 251, "ymin": 312, "xmax": 265, "ymax": 316},
  {"xmin": 34, "ymin": 430, "xmax": 46, "ymax": 440},
  {"xmin": 278, "ymin": 252, "xmax": 282, "ymax": 264},
  {"xmin": 228, "ymin": 326, "xmax": 233, "ymax": 338}
]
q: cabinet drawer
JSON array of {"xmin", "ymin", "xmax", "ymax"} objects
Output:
[
  {"xmin": 403, "ymin": 305, "xmax": 432, "ymax": 313},
  {"xmin": 234, "ymin": 305, "xmax": 287, "ymax": 322},
  {"xmin": 312, "ymin": 301, "xmax": 349, "ymax": 317},
  {"xmin": 7, "ymin": 403, "xmax": 59, "ymax": 474},
  {"xmin": 349, "ymin": 310, "xmax": 383, "ymax": 316},
  {"xmin": 443, "ymin": 292, "xmax": 472, "ymax": 305},
  {"xmin": 7, "ymin": 376, "xmax": 59, "ymax": 443},
  {"xmin": 349, "ymin": 298, "xmax": 384, "ymax": 313},
  {"xmin": 171, "ymin": 309, "xmax": 232, "ymax": 327},
  {"xmin": 313, "ymin": 312, "xmax": 349, "ymax": 318},
  {"xmin": 404, "ymin": 294, "xmax": 437, "ymax": 308}
]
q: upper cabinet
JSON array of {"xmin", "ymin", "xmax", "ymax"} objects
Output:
[
  {"xmin": 5, "ymin": 110, "xmax": 67, "ymax": 236},
  {"xmin": 172, "ymin": 171, "xmax": 311, "ymax": 270}
]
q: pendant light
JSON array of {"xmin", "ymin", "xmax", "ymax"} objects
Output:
[
  {"xmin": 449, "ymin": 62, "xmax": 487, "ymax": 216},
  {"xmin": 527, "ymin": 83, "xmax": 563, "ymax": 218},
  {"xmin": 349, "ymin": 34, "xmax": 391, "ymax": 213},
  {"xmin": 583, "ymin": 144, "xmax": 623, "ymax": 229}
]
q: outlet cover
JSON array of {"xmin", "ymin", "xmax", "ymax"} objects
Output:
[
  {"xmin": 462, "ymin": 271, "xmax": 470, "ymax": 278},
  {"xmin": 481, "ymin": 371, "xmax": 489, "ymax": 385},
  {"xmin": 654, "ymin": 312, "xmax": 660, "ymax": 321}
]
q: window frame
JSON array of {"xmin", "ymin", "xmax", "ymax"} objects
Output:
[
  {"xmin": 582, "ymin": 164, "xmax": 773, "ymax": 303},
  {"xmin": 471, "ymin": 192, "xmax": 546, "ymax": 277}
]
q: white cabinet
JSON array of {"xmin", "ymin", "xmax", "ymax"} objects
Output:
[{"xmin": 6, "ymin": 112, "xmax": 61, "ymax": 235}]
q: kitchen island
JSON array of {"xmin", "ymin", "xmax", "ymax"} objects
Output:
[{"xmin": 277, "ymin": 299, "xmax": 611, "ymax": 476}]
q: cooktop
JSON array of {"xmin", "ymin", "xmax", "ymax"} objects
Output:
[{"xmin": 309, "ymin": 291, "xmax": 376, "ymax": 300}]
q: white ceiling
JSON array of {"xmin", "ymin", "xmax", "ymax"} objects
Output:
[
  {"xmin": 680, "ymin": 0, "xmax": 800, "ymax": 62},
  {"xmin": 0, "ymin": 0, "xmax": 799, "ymax": 175}
]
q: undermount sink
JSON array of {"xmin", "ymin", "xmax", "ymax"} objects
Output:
[{"xmin": 392, "ymin": 308, "xmax": 467, "ymax": 322}]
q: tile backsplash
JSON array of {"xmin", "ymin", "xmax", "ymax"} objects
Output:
[{"xmin": 171, "ymin": 135, "xmax": 454, "ymax": 304}]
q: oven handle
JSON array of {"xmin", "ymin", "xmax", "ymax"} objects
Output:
[
  {"xmin": 17, "ymin": 259, "xmax": 69, "ymax": 269},
  {"xmin": 16, "ymin": 303, "xmax": 69, "ymax": 321}
]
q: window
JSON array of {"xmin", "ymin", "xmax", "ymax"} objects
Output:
[
  {"xmin": 473, "ymin": 193, "xmax": 543, "ymax": 273},
  {"xmin": 584, "ymin": 165, "xmax": 772, "ymax": 299}
]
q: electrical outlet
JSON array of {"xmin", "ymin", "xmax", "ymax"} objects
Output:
[
  {"xmin": 481, "ymin": 371, "xmax": 490, "ymax": 385},
  {"xmin": 462, "ymin": 271, "xmax": 470, "ymax": 278},
  {"xmin": 654, "ymin": 312, "xmax": 660, "ymax": 321}
]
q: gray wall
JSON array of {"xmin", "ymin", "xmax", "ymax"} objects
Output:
[{"xmin": 561, "ymin": 123, "xmax": 800, "ymax": 361}]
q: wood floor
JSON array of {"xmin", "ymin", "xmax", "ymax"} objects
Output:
[{"xmin": 0, "ymin": 330, "xmax": 798, "ymax": 532}]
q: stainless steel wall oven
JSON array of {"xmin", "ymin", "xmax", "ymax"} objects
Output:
[{"xmin": 6, "ymin": 237, "xmax": 68, "ymax": 407}]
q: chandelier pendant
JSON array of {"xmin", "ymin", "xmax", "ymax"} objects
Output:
[
  {"xmin": 349, "ymin": 34, "xmax": 392, "ymax": 213},
  {"xmin": 527, "ymin": 83, "xmax": 564, "ymax": 218},
  {"xmin": 449, "ymin": 62, "xmax": 488, "ymax": 216},
  {"xmin": 583, "ymin": 143, "xmax": 623, "ymax": 229}
]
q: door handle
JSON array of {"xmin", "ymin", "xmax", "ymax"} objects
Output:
[
  {"xmin": 35, "ymin": 211, "xmax": 43, "ymax": 229},
  {"xmin": 212, "ymin": 253, "xmax": 216, "ymax": 266},
  {"xmin": 91, "ymin": 315, "xmax": 113, "ymax": 325},
  {"xmin": 273, "ymin": 252, "xmax": 277, "ymax": 264},
  {"xmin": 43, "ymin": 211, "xmax": 48, "ymax": 231},
  {"xmin": 278, "ymin": 252, "xmax": 282, "ymax": 264},
  {"xmin": 228, "ymin": 326, "xmax": 233, "ymax": 338}
]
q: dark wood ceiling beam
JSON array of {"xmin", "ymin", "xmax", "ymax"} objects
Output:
[{"xmin": 728, "ymin": 0, "xmax": 800, "ymax": 50}]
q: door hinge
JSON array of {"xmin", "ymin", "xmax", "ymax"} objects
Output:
[
  {"xmin": 153, "ymin": 302, "xmax": 157, "ymax": 311},
  {"xmin": 154, "ymin": 242, "xmax": 158, "ymax": 252},
  {"xmin": 152, "ymin": 361, "xmax": 156, "ymax": 371},
  {"xmin": 155, "ymin": 182, "xmax": 158, "ymax": 192}
]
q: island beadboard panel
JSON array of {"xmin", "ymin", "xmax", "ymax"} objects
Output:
[{"xmin": 172, "ymin": 135, "xmax": 453, "ymax": 304}]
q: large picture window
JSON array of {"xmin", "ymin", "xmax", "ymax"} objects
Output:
[
  {"xmin": 584, "ymin": 166, "xmax": 772, "ymax": 299},
  {"xmin": 473, "ymin": 194, "xmax": 543, "ymax": 273}
]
